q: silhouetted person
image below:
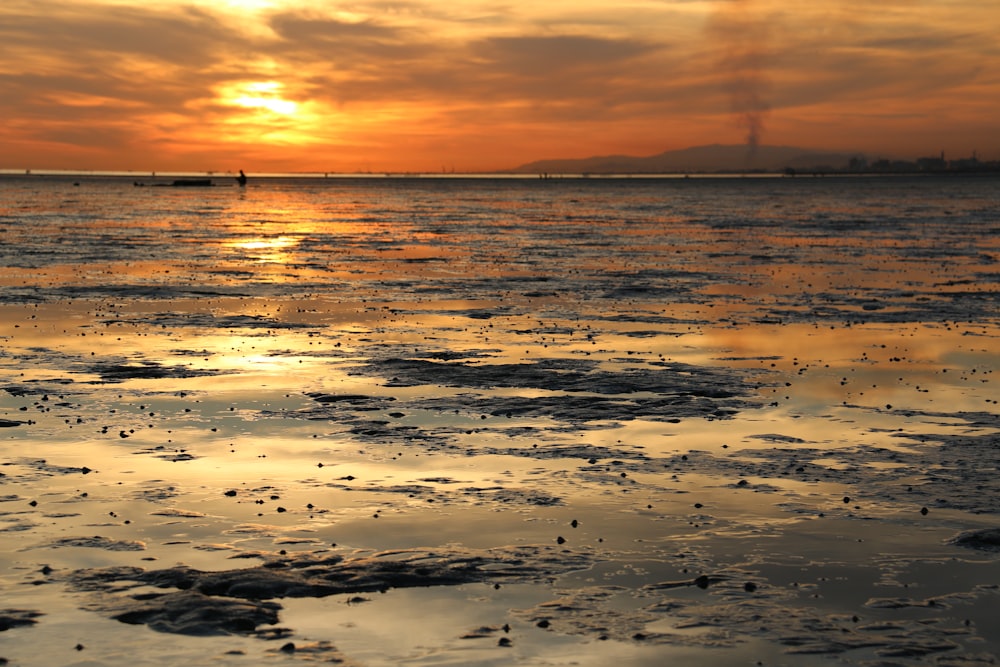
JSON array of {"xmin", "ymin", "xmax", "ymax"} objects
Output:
[{"xmin": 237, "ymin": 169, "xmax": 247, "ymax": 187}]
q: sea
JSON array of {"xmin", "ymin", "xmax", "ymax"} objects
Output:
[{"xmin": 0, "ymin": 173, "xmax": 998, "ymax": 666}]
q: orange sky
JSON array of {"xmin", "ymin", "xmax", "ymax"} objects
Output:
[{"xmin": 1, "ymin": 0, "xmax": 998, "ymax": 173}]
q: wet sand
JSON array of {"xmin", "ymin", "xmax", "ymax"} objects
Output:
[{"xmin": 1, "ymin": 175, "xmax": 998, "ymax": 665}]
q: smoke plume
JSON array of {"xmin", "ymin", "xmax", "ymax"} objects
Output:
[{"xmin": 708, "ymin": 0, "xmax": 771, "ymax": 157}]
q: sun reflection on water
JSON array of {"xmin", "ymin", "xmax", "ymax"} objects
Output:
[{"xmin": 223, "ymin": 235, "xmax": 301, "ymax": 263}]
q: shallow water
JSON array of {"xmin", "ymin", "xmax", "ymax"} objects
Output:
[{"xmin": 1, "ymin": 174, "xmax": 998, "ymax": 666}]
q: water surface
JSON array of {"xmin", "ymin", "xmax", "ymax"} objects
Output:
[{"xmin": 1, "ymin": 174, "xmax": 998, "ymax": 666}]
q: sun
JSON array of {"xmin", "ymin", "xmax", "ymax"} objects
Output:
[
  {"xmin": 207, "ymin": 75, "xmax": 362, "ymax": 149},
  {"xmin": 225, "ymin": 81, "xmax": 299, "ymax": 116},
  {"xmin": 210, "ymin": 79, "xmax": 324, "ymax": 145}
]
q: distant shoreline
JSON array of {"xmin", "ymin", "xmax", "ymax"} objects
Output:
[{"xmin": 2, "ymin": 170, "xmax": 999, "ymax": 183}]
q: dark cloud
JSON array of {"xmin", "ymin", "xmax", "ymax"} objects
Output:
[
  {"xmin": 756, "ymin": 19, "xmax": 995, "ymax": 111},
  {"xmin": 471, "ymin": 35, "xmax": 654, "ymax": 75},
  {"xmin": 859, "ymin": 32, "xmax": 975, "ymax": 52},
  {"xmin": 269, "ymin": 13, "xmax": 405, "ymax": 44},
  {"xmin": 260, "ymin": 9, "xmax": 668, "ymax": 114},
  {"xmin": 0, "ymin": 3, "xmax": 253, "ymax": 123},
  {"xmin": 0, "ymin": 5, "xmax": 239, "ymax": 66},
  {"xmin": 265, "ymin": 10, "xmax": 436, "ymax": 70}
]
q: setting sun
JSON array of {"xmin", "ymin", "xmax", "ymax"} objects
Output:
[
  {"xmin": 206, "ymin": 79, "xmax": 335, "ymax": 150},
  {"xmin": 224, "ymin": 81, "xmax": 299, "ymax": 117}
]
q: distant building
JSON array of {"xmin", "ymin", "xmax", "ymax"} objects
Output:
[
  {"xmin": 848, "ymin": 156, "xmax": 868, "ymax": 172},
  {"xmin": 949, "ymin": 152, "xmax": 981, "ymax": 171},
  {"xmin": 871, "ymin": 158, "xmax": 918, "ymax": 173},
  {"xmin": 917, "ymin": 152, "xmax": 947, "ymax": 172}
]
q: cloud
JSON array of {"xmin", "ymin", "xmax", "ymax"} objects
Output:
[
  {"xmin": 472, "ymin": 34, "xmax": 654, "ymax": 74},
  {"xmin": 269, "ymin": 12, "xmax": 406, "ymax": 45},
  {"xmin": 0, "ymin": 4, "xmax": 237, "ymax": 67},
  {"xmin": 0, "ymin": 3, "xmax": 249, "ymax": 117},
  {"xmin": 0, "ymin": 0, "xmax": 998, "ymax": 170}
]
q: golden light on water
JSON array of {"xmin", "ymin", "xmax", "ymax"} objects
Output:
[
  {"xmin": 224, "ymin": 235, "xmax": 301, "ymax": 265},
  {"xmin": 229, "ymin": 236, "xmax": 300, "ymax": 252}
]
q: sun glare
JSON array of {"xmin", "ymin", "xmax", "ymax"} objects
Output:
[
  {"xmin": 227, "ymin": 236, "xmax": 300, "ymax": 254},
  {"xmin": 209, "ymin": 79, "xmax": 331, "ymax": 145},
  {"xmin": 222, "ymin": 81, "xmax": 299, "ymax": 116},
  {"xmin": 222, "ymin": 236, "xmax": 301, "ymax": 267}
]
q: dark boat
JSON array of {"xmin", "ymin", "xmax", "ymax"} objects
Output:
[{"xmin": 170, "ymin": 179, "xmax": 213, "ymax": 187}]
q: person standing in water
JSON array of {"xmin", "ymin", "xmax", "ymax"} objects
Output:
[{"xmin": 237, "ymin": 169, "xmax": 247, "ymax": 187}]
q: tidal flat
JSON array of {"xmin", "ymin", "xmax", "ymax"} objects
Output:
[{"xmin": 1, "ymin": 174, "xmax": 998, "ymax": 666}]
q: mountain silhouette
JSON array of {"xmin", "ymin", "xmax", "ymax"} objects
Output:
[{"xmin": 511, "ymin": 144, "xmax": 860, "ymax": 174}]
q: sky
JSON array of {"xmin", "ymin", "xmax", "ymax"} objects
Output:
[{"xmin": 1, "ymin": 0, "xmax": 999, "ymax": 173}]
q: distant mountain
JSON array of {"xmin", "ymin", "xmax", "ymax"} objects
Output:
[{"xmin": 510, "ymin": 144, "xmax": 862, "ymax": 174}]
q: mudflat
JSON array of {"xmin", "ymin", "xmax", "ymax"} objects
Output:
[{"xmin": 1, "ymin": 175, "xmax": 998, "ymax": 666}]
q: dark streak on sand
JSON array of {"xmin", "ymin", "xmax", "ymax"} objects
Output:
[
  {"xmin": 0, "ymin": 609, "xmax": 44, "ymax": 631},
  {"xmin": 948, "ymin": 528, "xmax": 1000, "ymax": 552},
  {"xmin": 284, "ymin": 356, "xmax": 759, "ymax": 431},
  {"xmin": 66, "ymin": 545, "xmax": 592, "ymax": 636},
  {"xmin": 90, "ymin": 360, "xmax": 222, "ymax": 383}
]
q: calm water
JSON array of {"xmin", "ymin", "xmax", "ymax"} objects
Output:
[{"xmin": 1, "ymin": 175, "xmax": 998, "ymax": 666}]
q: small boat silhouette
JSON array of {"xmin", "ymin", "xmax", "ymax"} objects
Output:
[{"xmin": 169, "ymin": 179, "xmax": 213, "ymax": 187}]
